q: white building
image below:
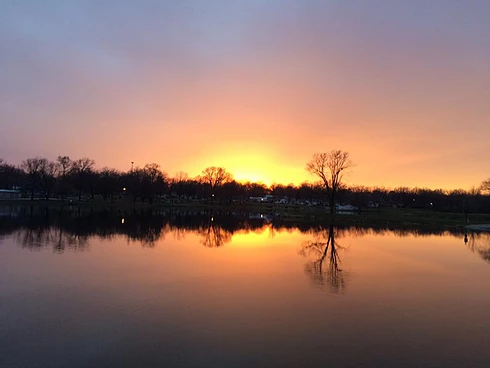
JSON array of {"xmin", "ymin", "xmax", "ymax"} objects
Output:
[{"xmin": 336, "ymin": 204, "xmax": 357, "ymax": 211}]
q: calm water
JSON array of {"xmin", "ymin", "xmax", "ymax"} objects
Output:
[{"xmin": 1, "ymin": 208, "xmax": 490, "ymax": 368}]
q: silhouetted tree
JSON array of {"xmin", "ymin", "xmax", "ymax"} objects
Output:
[
  {"xmin": 20, "ymin": 157, "xmax": 45, "ymax": 200},
  {"xmin": 221, "ymin": 180, "xmax": 244, "ymax": 202},
  {"xmin": 244, "ymin": 181, "xmax": 268, "ymax": 198},
  {"xmin": 5, "ymin": 152, "xmax": 490, "ymax": 214},
  {"xmin": 270, "ymin": 183, "xmax": 286, "ymax": 199},
  {"xmin": 38, "ymin": 159, "xmax": 59, "ymax": 200},
  {"xmin": 169, "ymin": 172, "xmax": 193, "ymax": 199},
  {"xmin": 174, "ymin": 171, "xmax": 189, "ymax": 183},
  {"xmin": 0, "ymin": 159, "xmax": 24, "ymax": 189},
  {"xmin": 124, "ymin": 169, "xmax": 143, "ymax": 203},
  {"xmin": 123, "ymin": 164, "xmax": 167, "ymax": 203},
  {"xmin": 56, "ymin": 155, "xmax": 72, "ymax": 200},
  {"xmin": 172, "ymin": 178, "xmax": 202, "ymax": 200},
  {"xmin": 141, "ymin": 163, "xmax": 167, "ymax": 203},
  {"xmin": 481, "ymin": 179, "xmax": 490, "ymax": 195},
  {"xmin": 99, "ymin": 168, "xmax": 122, "ymax": 201},
  {"xmin": 71, "ymin": 158, "xmax": 95, "ymax": 200},
  {"xmin": 297, "ymin": 182, "xmax": 324, "ymax": 203},
  {"xmin": 346, "ymin": 185, "xmax": 370, "ymax": 211},
  {"xmin": 200, "ymin": 166, "xmax": 233, "ymax": 200},
  {"xmin": 306, "ymin": 150, "xmax": 354, "ymax": 214}
]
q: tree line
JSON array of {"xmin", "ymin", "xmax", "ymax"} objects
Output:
[
  {"xmin": 0, "ymin": 207, "xmax": 474, "ymax": 251},
  {"xmin": 0, "ymin": 152, "xmax": 489, "ymax": 213}
]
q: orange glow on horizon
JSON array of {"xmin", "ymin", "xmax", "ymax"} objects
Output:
[
  {"xmin": 2, "ymin": 2, "xmax": 489, "ymax": 193},
  {"xmin": 184, "ymin": 143, "xmax": 310, "ymax": 187}
]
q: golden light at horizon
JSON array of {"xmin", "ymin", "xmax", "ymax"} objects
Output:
[
  {"xmin": 1, "ymin": 1, "xmax": 489, "ymax": 192},
  {"xmin": 183, "ymin": 143, "xmax": 311, "ymax": 186}
]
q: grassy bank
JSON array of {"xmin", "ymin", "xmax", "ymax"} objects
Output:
[{"xmin": 1, "ymin": 199, "xmax": 490, "ymax": 230}]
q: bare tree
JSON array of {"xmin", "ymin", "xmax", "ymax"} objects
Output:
[
  {"xmin": 143, "ymin": 163, "xmax": 166, "ymax": 183},
  {"xmin": 173, "ymin": 171, "xmax": 189, "ymax": 183},
  {"xmin": 0, "ymin": 159, "xmax": 24, "ymax": 190},
  {"xmin": 468, "ymin": 185, "xmax": 481, "ymax": 196},
  {"xmin": 481, "ymin": 178, "xmax": 490, "ymax": 194},
  {"xmin": 99, "ymin": 167, "xmax": 121, "ymax": 202},
  {"xmin": 56, "ymin": 156, "xmax": 72, "ymax": 200},
  {"xmin": 56, "ymin": 156, "xmax": 72, "ymax": 174},
  {"xmin": 200, "ymin": 166, "xmax": 233, "ymax": 198},
  {"xmin": 21, "ymin": 157, "xmax": 45, "ymax": 200},
  {"xmin": 71, "ymin": 158, "xmax": 95, "ymax": 200},
  {"xmin": 306, "ymin": 150, "xmax": 354, "ymax": 214},
  {"xmin": 39, "ymin": 159, "xmax": 59, "ymax": 200},
  {"xmin": 171, "ymin": 171, "xmax": 199, "ymax": 200},
  {"xmin": 142, "ymin": 163, "xmax": 167, "ymax": 203}
]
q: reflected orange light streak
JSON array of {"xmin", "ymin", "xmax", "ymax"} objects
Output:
[{"xmin": 230, "ymin": 226, "xmax": 302, "ymax": 248}]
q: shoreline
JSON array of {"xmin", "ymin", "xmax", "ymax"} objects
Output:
[
  {"xmin": 466, "ymin": 224, "xmax": 490, "ymax": 232},
  {"xmin": 2, "ymin": 199, "xmax": 490, "ymax": 231}
]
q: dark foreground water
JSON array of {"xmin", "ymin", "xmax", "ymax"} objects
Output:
[{"xmin": 1, "ymin": 207, "xmax": 490, "ymax": 368}]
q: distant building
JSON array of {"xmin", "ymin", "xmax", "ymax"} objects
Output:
[
  {"xmin": 249, "ymin": 195, "xmax": 274, "ymax": 203},
  {"xmin": 275, "ymin": 198, "xmax": 289, "ymax": 204},
  {"xmin": 336, "ymin": 204, "xmax": 357, "ymax": 211},
  {"xmin": 0, "ymin": 189, "xmax": 21, "ymax": 200}
]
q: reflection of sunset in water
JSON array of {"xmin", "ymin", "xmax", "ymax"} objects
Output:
[{"xmin": 2, "ymin": 209, "xmax": 490, "ymax": 367}]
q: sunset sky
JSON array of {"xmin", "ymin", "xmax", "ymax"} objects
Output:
[{"xmin": 1, "ymin": 1, "xmax": 489, "ymax": 189}]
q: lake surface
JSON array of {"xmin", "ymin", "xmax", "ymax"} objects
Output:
[{"xmin": 1, "ymin": 207, "xmax": 490, "ymax": 368}]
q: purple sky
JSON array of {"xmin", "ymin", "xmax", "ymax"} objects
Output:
[{"xmin": 1, "ymin": 1, "xmax": 489, "ymax": 188}]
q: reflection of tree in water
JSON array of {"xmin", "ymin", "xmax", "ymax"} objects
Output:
[
  {"xmin": 300, "ymin": 224, "xmax": 346, "ymax": 293},
  {"xmin": 4, "ymin": 206, "xmax": 485, "ymax": 263},
  {"xmin": 465, "ymin": 231, "xmax": 490, "ymax": 263},
  {"xmin": 22, "ymin": 227, "xmax": 88, "ymax": 253},
  {"xmin": 15, "ymin": 226, "xmax": 90, "ymax": 253},
  {"xmin": 299, "ymin": 225, "xmax": 344, "ymax": 292},
  {"xmin": 1, "ymin": 207, "xmax": 269, "ymax": 252},
  {"xmin": 13, "ymin": 219, "xmax": 89, "ymax": 253},
  {"xmin": 3, "ymin": 207, "xmax": 169, "ymax": 252},
  {"xmin": 123, "ymin": 212, "xmax": 167, "ymax": 248},
  {"xmin": 198, "ymin": 219, "xmax": 233, "ymax": 248}
]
